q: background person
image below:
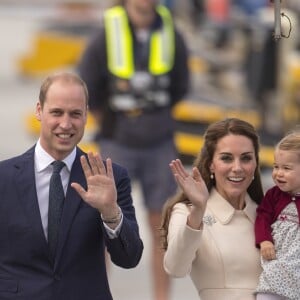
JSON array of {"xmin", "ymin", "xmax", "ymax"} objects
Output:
[
  {"xmin": 161, "ymin": 118, "xmax": 264, "ymax": 300},
  {"xmin": 78, "ymin": 0, "xmax": 189, "ymax": 299},
  {"xmin": 255, "ymin": 131, "xmax": 300, "ymax": 300},
  {"xmin": 0, "ymin": 72, "xmax": 143, "ymax": 300}
]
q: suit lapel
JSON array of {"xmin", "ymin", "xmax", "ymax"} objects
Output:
[
  {"xmin": 14, "ymin": 147, "xmax": 49, "ymax": 254},
  {"xmin": 55, "ymin": 149, "xmax": 87, "ymax": 267}
]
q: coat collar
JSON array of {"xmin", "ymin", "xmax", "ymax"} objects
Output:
[
  {"xmin": 207, "ymin": 188, "xmax": 257, "ymax": 225},
  {"xmin": 14, "ymin": 146, "xmax": 49, "ymax": 253}
]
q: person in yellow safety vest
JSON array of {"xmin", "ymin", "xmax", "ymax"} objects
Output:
[
  {"xmin": 78, "ymin": 0, "xmax": 189, "ymax": 299},
  {"xmin": 105, "ymin": 4, "xmax": 175, "ymax": 113}
]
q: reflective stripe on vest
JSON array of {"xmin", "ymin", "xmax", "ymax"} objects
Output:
[{"xmin": 104, "ymin": 5, "xmax": 174, "ymax": 79}]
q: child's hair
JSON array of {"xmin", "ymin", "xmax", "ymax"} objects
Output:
[{"xmin": 276, "ymin": 131, "xmax": 300, "ymax": 158}]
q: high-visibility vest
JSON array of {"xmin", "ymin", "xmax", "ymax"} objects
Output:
[{"xmin": 104, "ymin": 5, "xmax": 175, "ymax": 79}]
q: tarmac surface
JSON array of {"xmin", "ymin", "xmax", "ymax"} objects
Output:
[{"xmin": 0, "ymin": 4, "xmax": 274, "ymax": 300}]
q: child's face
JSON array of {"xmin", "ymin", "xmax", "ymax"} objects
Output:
[{"xmin": 272, "ymin": 149, "xmax": 300, "ymax": 194}]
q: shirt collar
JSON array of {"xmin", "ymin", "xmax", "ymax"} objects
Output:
[
  {"xmin": 34, "ymin": 139, "xmax": 76, "ymax": 172},
  {"xmin": 207, "ymin": 188, "xmax": 257, "ymax": 225}
]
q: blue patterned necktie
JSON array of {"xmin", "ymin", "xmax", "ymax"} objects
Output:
[{"xmin": 48, "ymin": 160, "xmax": 65, "ymax": 261}]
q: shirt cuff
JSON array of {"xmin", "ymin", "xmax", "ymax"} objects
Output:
[{"xmin": 103, "ymin": 213, "xmax": 123, "ymax": 239}]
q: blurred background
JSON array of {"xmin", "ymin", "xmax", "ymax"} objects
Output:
[{"xmin": 0, "ymin": 0, "xmax": 300, "ymax": 299}]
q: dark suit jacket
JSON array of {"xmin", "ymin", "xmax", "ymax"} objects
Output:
[{"xmin": 0, "ymin": 146, "xmax": 143, "ymax": 300}]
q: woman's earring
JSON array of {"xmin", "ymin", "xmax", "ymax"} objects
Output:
[{"xmin": 210, "ymin": 173, "xmax": 214, "ymax": 180}]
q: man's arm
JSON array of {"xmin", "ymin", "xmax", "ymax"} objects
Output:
[
  {"xmin": 169, "ymin": 30, "xmax": 190, "ymax": 105},
  {"xmin": 103, "ymin": 163, "xmax": 143, "ymax": 268},
  {"xmin": 71, "ymin": 152, "xmax": 143, "ymax": 268},
  {"xmin": 77, "ymin": 29, "xmax": 109, "ymax": 115}
]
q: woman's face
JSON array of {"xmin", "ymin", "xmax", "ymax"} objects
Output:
[{"xmin": 210, "ymin": 134, "xmax": 257, "ymax": 206}]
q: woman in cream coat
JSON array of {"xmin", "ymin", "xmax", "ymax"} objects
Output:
[{"xmin": 161, "ymin": 118, "xmax": 264, "ymax": 300}]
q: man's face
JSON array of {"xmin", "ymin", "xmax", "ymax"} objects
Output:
[
  {"xmin": 126, "ymin": 0, "xmax": 157, "ymax": 13},
  {"xmin": 36, "ymin": 80, "xmax": 87, "ymax": 160}
]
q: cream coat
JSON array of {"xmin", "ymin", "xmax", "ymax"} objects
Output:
[{"xmin": 164, "ymin": 188, "xmax": 262, "ymax": 300}]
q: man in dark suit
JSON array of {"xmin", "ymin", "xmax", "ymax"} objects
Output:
[{"xmin": 0, "ymin": 72, "xmax": 143, "ymax": 300}]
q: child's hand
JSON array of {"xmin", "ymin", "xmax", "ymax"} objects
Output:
[{"xmin": 260, "ymin": 241, "xmax": 276, "ymax": 260}]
